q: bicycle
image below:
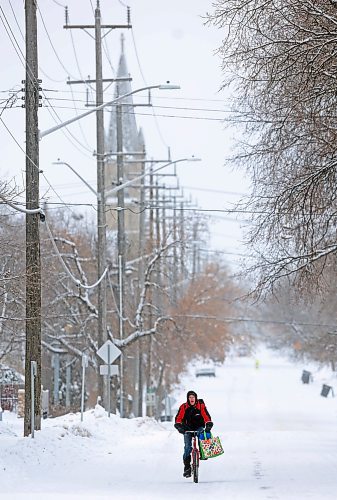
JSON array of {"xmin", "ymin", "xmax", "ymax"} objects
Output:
[{"xmin": 185, "ymin": 430, "xmax": 203, "ymax": 483}]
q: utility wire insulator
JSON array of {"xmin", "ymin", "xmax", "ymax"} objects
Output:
[
  {"xmin": 127, "ymin": 7, "xmax": 131, "ymax": 24},
  {"xmin": 65, "ymin": 6, "xmax": 69, "ymax": 27}
]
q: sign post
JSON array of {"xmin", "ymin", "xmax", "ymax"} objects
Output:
[
  {"xmin": 146, "ymin": 387, "xmax": 156, "ymax": 417},
  {"xmin": 107, "ymin": 344, "xmax": 111, "ymax": 418},
  {"xmin": 31, "ymin": 361, "xmax": 37, "ymax": 438},
  {"xmin": 96, "ymin": 340, "xmax": 121, "ymax": 417},
  {"xmin": 81, "ymin": 354, "xmax": 88, "ymax": 422}
]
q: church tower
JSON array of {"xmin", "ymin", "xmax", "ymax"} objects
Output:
[{"xmin": 105, "ymin": 35, "xmax": 146, "ymax": 260}]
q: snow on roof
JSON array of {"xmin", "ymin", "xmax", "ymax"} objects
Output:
[{"xmin": 0, "ymin": 364, "xmax": 24, "ymax": 384}]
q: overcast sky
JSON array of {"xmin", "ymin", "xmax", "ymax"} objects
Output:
[{"xmin": 0, "ymin": 0, "xmax": 251, "ymax": 270}]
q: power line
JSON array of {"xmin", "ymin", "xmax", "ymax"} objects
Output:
[
  {"xmin": 37, "ymin": 3, "xmax": 78, "ymax": 79},
  {"xmin": 42, "ymin": 95, "xmax": 234, "ymax": 113},
  {"xmin": 67, "ymin": 14, "xmax": 96, "ymax": 93},
  {"xmin": 0, "ymin": 114, "xmax": 84, "ymax": 217},
  {"xmin": 44, "ymin": 218, "xmax": 109, "ymax": 290},
  {"xmin": 117, "ymin": 0, "xmax": 129, "ymax": 7},
  {"xmin": 0, "ymin": 204, "xmax": 108, "ymax": 291},
  {"xmin": 40, "ymin": 104, "xmax": 236, "ymax": 122},
  {"xmin": 68, "ymin": 83, "xmax": 93, "ymax": 149},
  {"xmin": 25, "ymin": 6, "xmax": 96, "ymax": 156},
  {"xmin": 51, "ymin": 0, "xmax": 66, "ymax": 7},
  {"xmin": 1, "ymin": 3, "xmax": 95, "ymax": 157},
  {"xmin": 42, "ymin": 182, "xmax": 245, "ymax": 200},
  {"xmin": 7, "ymin": 0, "xmax": 65, "ymax": 83},
  {"xmin": 43, "ymin": 88, "xmax": 233, "ymax": 105},
  {"xmin": 182, "ymin": 185, "xmax": 246, "ymax": 196},
  {"xmin": 32, "ymin": 201, "xmax": 337, "ymax": 223},
  {"xmin": 42, "ymin": 97, "xmax": 96, "ymax": 157},
  {"xmin": 130, "ymin": 27, "xmax": 169, "ymax": 149},
  {"xmin": 171, "ymin": 314, "xmax": 337, "ymax": 330},
  {"xmin": 89, "ymin": 0, "xmax": 95, "ymax": 15},
  {"xmin": 0, "ymin": 7, "xmax": 30, "ymax": 80},
  {"xmin": 101, "ymin": 12, "xmax": 116, "ymax": 77}
]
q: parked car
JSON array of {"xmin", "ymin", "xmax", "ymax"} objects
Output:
[
  {"xmin": 195, "ymin": 367, "xmax": 216, "ymax": 378},
  {"xmin": 237, "ymin": 346, "xmax": 250, "ymax": 357}
]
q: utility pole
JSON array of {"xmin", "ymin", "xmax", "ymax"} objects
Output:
[
  {"xmin": 95, "ymin": 3, "xmax": 107, "ymax": 404},
  {"xmin": 192, "ymin": 216, "xmax": 198, "ymax": 280},
  {"xmin": 180, "ymin": 201, "xmax": 185, "ymax": 280},
  {"xmin": 137, "ymin": 147, "xmax": 146, "ymax": 417},
  {"xmin": 155, "ymin": 181, "xmax": 161, "ymax": 251},
  {"xmin": 64, "ymin": 2, "xmax": 131, "ymax": 409},
  {"xmin": 172, "ymin": 195, "xmax": 178, "ymax": 305},
  {"xmin": 24, "ymin": 0, "xmax": 41, "ymax": 437},
  {"xmin": 161, "ymin": 189, "xmax": 167, "ymax": 245},
  {"xmin": 116, "ymin": 97, "xmax": 126, "ymax": 417},
  {"xmin": 155, "ymin": 181, "xmax": 163, "ymax": 316},
  {"xmin": 146, "ymin": 165, "xmax": 154, "ymax": 417}
]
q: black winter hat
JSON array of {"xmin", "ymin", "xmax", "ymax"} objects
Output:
[{"xmin": 187, "ymin": 390, "xmax": 198, "ymax": 403}]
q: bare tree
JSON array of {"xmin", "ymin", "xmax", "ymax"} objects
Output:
[
  {"xmin": 0, "ymin": 186, "xmax": 26, "ymax": 367},
  {"xmin": 208, "ymin": 1, "xmax": 337, "ymax": 297}
]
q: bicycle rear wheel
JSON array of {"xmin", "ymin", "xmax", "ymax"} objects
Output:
[{"xmin": 192, "ymin": 449, "xmax": 199, "ymax": 483}]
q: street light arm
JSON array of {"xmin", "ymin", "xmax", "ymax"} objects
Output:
[
  {"xmin": 40, "ymin": 84, "xmax": 180, "ymax": 139},
  {"xmin": 52, "ymin": 160, "xmax": 98, "ymax": 196},
  {"xmin": 105, "ymin": 157, "xmax": 201, "ymax": 197}
]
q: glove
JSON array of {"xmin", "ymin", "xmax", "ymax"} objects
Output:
[
  {"xmin": 174, "ymin": 423, "xmax": 186, "ymax": 434},
  {"xmin": 205, "ymin": 421, "xmax": 213, "ymax": 433}
]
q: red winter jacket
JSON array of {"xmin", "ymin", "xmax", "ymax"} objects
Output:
[{"xmin": 175, "ymin": 399, "xmax": 212, "ymax": 431}]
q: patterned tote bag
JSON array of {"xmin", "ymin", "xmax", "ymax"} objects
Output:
[{"xmin": 199, "ymin": 432, "xmax": 224, "ymax": 459}]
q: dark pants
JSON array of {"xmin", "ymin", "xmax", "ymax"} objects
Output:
[{"xmin": 183, "ymin": 427, "xmax": 204, "ymax": 460}]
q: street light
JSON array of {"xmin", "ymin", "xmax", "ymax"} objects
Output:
[
  {"xmin": 105, "ymin": 157, "xmax": 201, "ymax": 197},
  {"xmin": 39, "ymin": 83, "xmax": 180, "ymax": 139},
  {"xmin": 52, "ymin": 160, "xmax": 97, "ymax": 196}
]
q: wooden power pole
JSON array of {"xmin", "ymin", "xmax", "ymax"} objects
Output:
[
  {"xmin": 24, "ymin": 0, "xmax": 41, "ymax": 436},
  {"xmin": 64, "ymin": 1, "xmax": 131, "ymax": 410}
]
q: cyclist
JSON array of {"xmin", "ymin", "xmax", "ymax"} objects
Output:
[{"xmin": 174, "ymin": 390, "xmax": 213, "ymax": 477}]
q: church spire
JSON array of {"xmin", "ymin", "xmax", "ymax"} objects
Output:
[{"xmin": 106, "ymin": 35, "xmax": 145, "ymax": 154}]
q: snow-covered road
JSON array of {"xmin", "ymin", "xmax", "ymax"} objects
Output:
[{"xmin": 1, "ymin": 349, "xmax": 337, "ymax": 499}]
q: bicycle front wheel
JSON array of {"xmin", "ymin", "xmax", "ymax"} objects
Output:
[{"xmin": 192, "ymin": 449, "xmax": 199, "ymax": 483}]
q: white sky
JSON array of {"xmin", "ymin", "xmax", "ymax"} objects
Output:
[
  {"xmin": 0, "ymin": 0, "xmax": 251, "ymax": 270},
  {"xmin": 2, "ymin": 348, "xmax": 337, "ymax": 499}
]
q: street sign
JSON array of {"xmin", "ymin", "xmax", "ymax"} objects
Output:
[
  {"xmin": 96, "ymin": 340, "xmax": 121, "ymax": 364},
  {"xmin": 146, "ymin": 391, "xmax": 156, "ymax": 406},
  {"xmin": 99, "ymin": 365, "xmax": 119, "ymax": 376},
  {"xmin": 146, "ymin": 394, "xmax": 155, "ymax": 406}
]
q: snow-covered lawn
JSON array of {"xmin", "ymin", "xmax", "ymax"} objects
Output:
[{"xmin": 1, "ymin": 348, "xmax": 337, "ymax": 499}]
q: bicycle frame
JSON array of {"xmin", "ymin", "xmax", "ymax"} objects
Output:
[{"xmin": 185, "ymin": 430, "xmax": 201, "ymax": 483}]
